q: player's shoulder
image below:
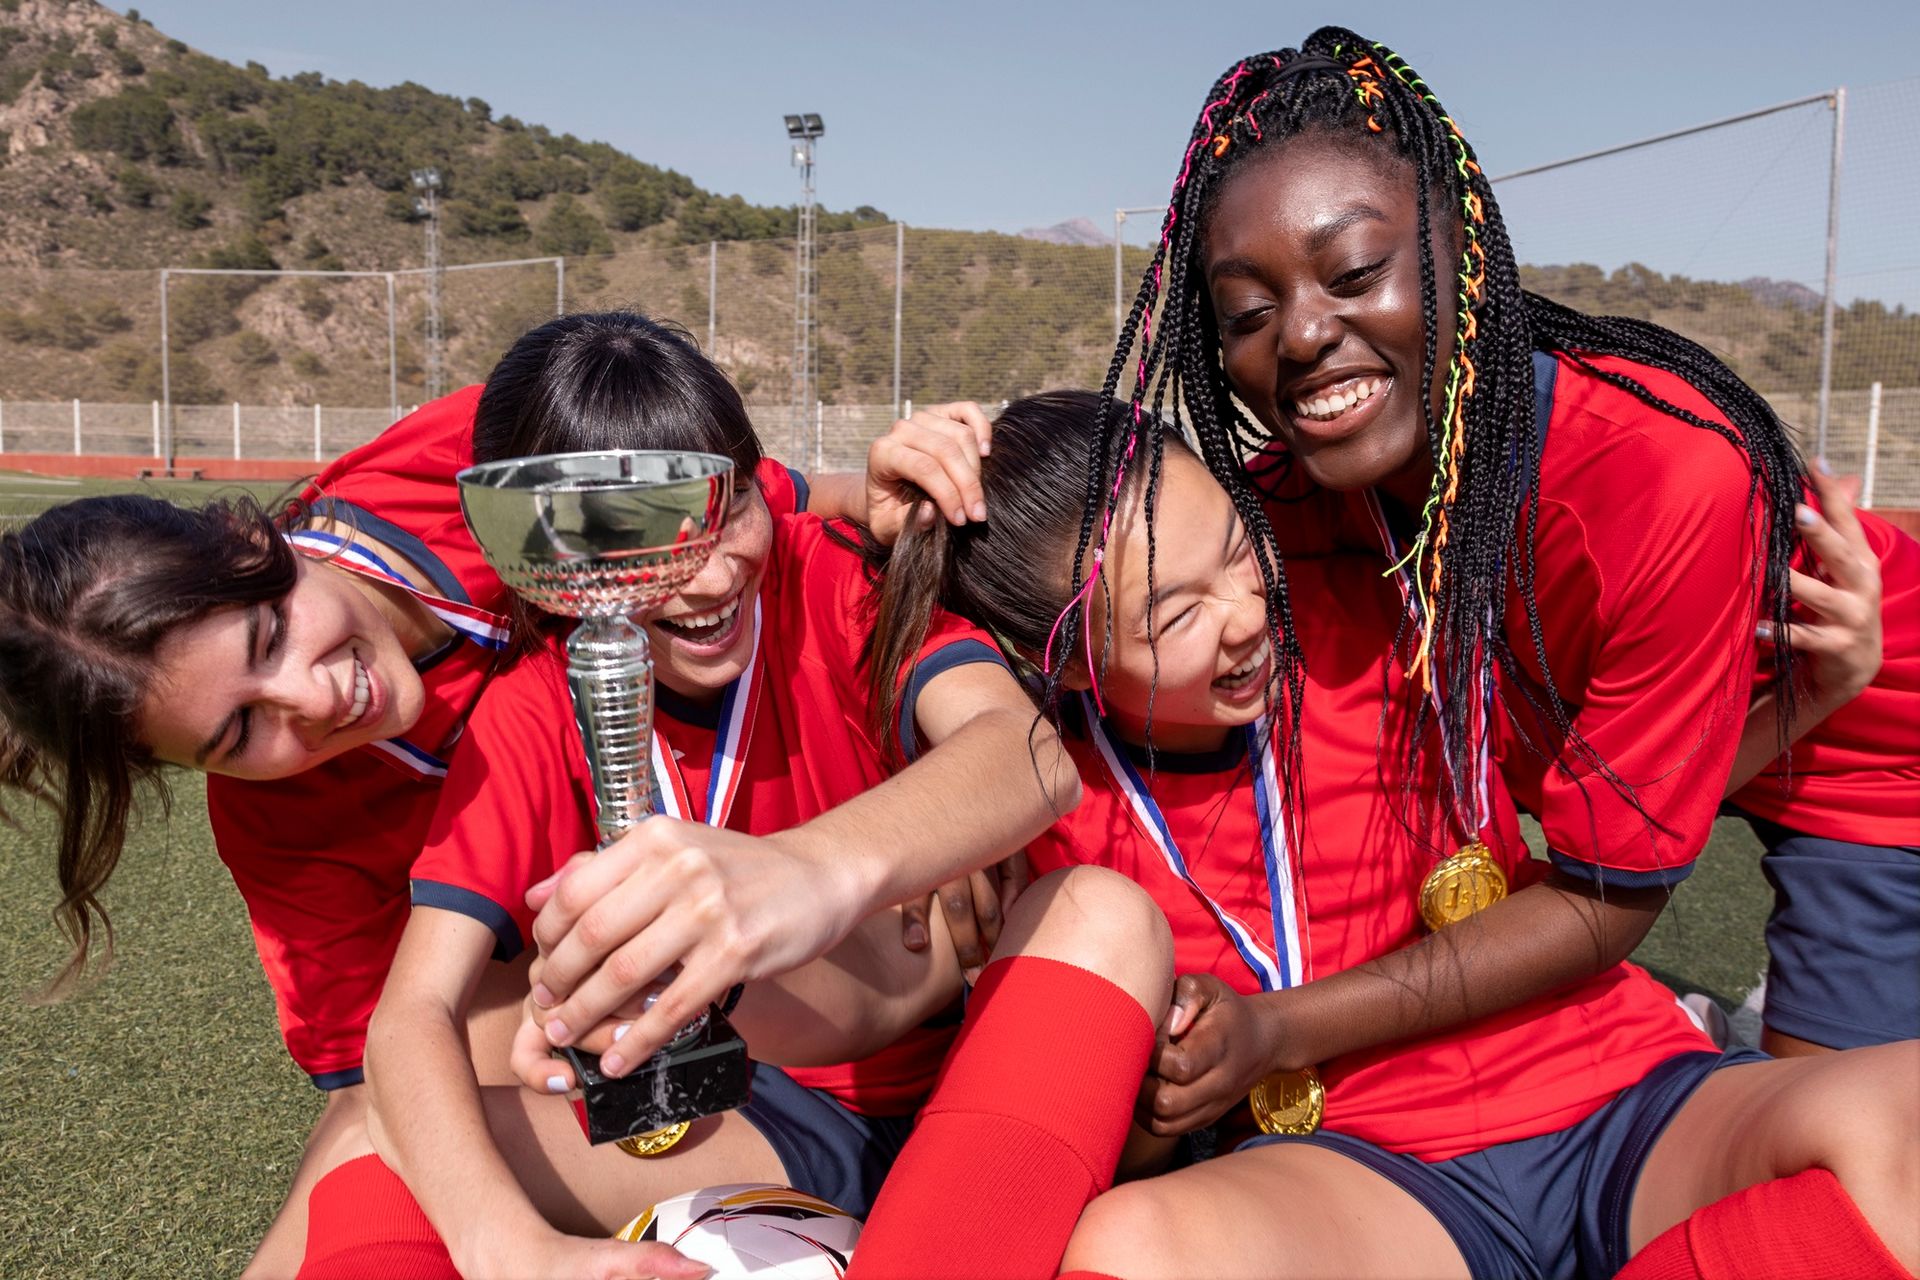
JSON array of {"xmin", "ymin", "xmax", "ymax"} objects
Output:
[
  {"xmin": 307, "ymin": 386, "xmax": 483, "ymax": 500},
  {"xmin": 1540, "ymin": 351, "xmax": 1756, "ymax": 522}
]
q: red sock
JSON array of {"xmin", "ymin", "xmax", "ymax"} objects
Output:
[
  {"xmin": 1619, "ymin": 1168, "xmax": 1913, "ymax": 1280},
  {"xmin": 849, "ymin": 956, "xmax": 1154, "ymax": 1280},
  {"xmin": 297, "ymin": 1153, "xmax": 459, "ymax": 1280}
]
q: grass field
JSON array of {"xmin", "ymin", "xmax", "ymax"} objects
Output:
[{"xmin": 0, "ymin": 470, "xmax": 1776, "ymax": 1275}]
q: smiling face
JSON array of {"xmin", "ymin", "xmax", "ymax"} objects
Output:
[
  {"xmin": 1081, "ymin": 448, "xmax": 1272, "ymax": 752},
  {"xmin": 138, "ymin": 557, "xmax": 426, "ymax": 781},
  {"xmin": 1203, "ymin": 131, "xmax": 1457, "ymax": 505},
  {"xmin": 639, "ymin": 483, "xmax": 773, "ymax": 700}
]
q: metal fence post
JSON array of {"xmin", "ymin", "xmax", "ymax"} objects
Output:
[
  {"xmin": 151, "ymin": 400, "xmax": 159, "ymax": 456},
  {"xmin": 815, "ymin": 400, "xmax": 824, "ymax": 473},
  {"xmin": 159, "ymin": 268, "xmax": 172, "ymax": 472},
  {"xmin": 1114, "ymin": 208, "xmax": 1126, "ymax": 337},
  {"xmin": 555, "ymin": 257, "xmax": 566, "ymax": 316},
  {"xmin": 72, "ymin": 398, "xmax": 81, "ymax": 455},
  {"xmin": 232, "ymin": 402, "xmax": 241, "ymax": 460},
  {"xmin": 892, "ymin": 223, "xmax": 905, "ymax": 419},
  {"xmin": 314, "ymin": 403, "xmax": 323, "ymax": 462},
  {"xmin": 385, "ymin": 273, "xmax": 399, "ymax": 419},
  {"xmin": 1861, "ymin": 381, "xmax": 1882, "ymax": 509},
  {"xmin": 1815, "ymin": 85, "xmax": 1847, "ymax": 458},
  {"xmin": 708, "ymin": 241, "xmax": 718, "ymax": 353},
  {"xmin": 0, "ymin": 399, "xmax": 6, "ymax": 453}
]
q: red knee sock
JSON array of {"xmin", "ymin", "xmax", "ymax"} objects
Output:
[
  {"xmin": 1619, "ymin": 1167, "xmax": 1914, "ymax": 1280},
  {"xmin": 848, "ymin": 956, "xmax": 1155, "ymax": 1280},
  {"xmin": 297, "ymin": 1153, "xmax": 459, "ymax": 1280}
]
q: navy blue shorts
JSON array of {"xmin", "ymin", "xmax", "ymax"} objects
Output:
[
  {"xmin": 737, "ymin": 1061, "xmax": 913, "ymax": 1219},
  {"xmin": 1745, "ymin": 816, "xmax": 1920, "ymax": 1048},
  {"xmin": 1237, "ymin": 1048, "xmax": 1771, "ymax": 1280}
]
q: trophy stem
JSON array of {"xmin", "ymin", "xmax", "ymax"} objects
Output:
[{"xmin": 566, "ymin": 615, "xmax": 655, "ymax": 847}]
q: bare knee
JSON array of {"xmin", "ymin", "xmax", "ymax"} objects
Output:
[
  {"xmin": 1061, "ymin": 1181, "xmax": 1183, "ymax": 1277},
  {"xmin": 997, "ymin": 866, "xmax": 1173, "ymax": 1019}
]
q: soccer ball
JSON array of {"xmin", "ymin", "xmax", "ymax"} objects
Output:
[{"xmin": 616, "ymin": 1183, "xmax": 862, "ymax": 1278}]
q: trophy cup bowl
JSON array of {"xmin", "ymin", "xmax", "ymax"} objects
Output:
[{"xmin": 458, "ymin": 450, "xmax": 752, "ymax": 1150}]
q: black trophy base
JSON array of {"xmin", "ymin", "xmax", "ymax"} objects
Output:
[{"xmin": 561, "ymin": 1005, "xmax": 751, "ymax": 1146}]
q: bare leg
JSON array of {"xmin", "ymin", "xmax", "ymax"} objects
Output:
[
  {"xmin": 1630, "ymin": 1040, "xmax": 1920, "ymax": 1270},
  {"xmin": 244, "ymin": 954, "xmax": 547, "ymax": 1277},
  {"xmin": 1062, "ymin": 1142, "xmax": 1468, "ymax": 1280},
  {"xmin": 1759, "ymin": 1025, "xmax": 1833, "ymax": 1058}
]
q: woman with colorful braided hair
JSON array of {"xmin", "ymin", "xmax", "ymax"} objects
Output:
[
  {"xmin": 1139, "ymin": 33, "xmax": 1919, "ymax": 1066},
  {"xmin": 832, "ymin": 392, "xmax": 1912, "ymax": 1280}
]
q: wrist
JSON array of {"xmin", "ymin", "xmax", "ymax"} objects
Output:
[
  {"xmin": 1250, "ymin": 988, "xmax": 1319, "ymax": 1074},
  {"xmin": 454, "ymin": 1209, "xmax": 553, "ymax": 1279},
  {"xmin": 765, "ymin": 824, "xmax": 875, "ymax": 943}
]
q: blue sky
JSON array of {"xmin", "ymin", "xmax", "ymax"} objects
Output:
[{"xmin": 132, "ymin": 1, "xmax": 1919, "ymax": 299}]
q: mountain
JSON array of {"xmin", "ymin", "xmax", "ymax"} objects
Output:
[
  {"xmin": 1018, "ymin": 217, "xmax": 1108, "ymax": 248},
  {"xmin": 0, "ymin": 0, "xmax": 888, "ymax": 274}
]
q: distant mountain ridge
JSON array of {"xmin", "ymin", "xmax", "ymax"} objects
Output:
[{"xmin": 1018, "ymin": 217, "xmax": 1108, "ymax": 247}]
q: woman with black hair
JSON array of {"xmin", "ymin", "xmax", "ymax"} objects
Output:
[
  {"xmin": 0, "ymin": 311, "xmax": 1001, "ymax": 1275},
  {"xmin": 836, "ymin": 391, "xmax": 1912, "ymax": 1280}
]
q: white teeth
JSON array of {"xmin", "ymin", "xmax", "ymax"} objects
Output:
[
  {"xmin": 343, "ymin": 659, "xmax": 369, "ymax": 728},
  {"xmin": 663, "ymin": 595, "xmax": 741, "ymax": 634},
  {"xmin": 1294, "ymin": 378, "xmax": 1382, "ymax": 422},
  {"xmin": 1217, "ymin": 641, "xmax": 1272, "ymax": 688}
]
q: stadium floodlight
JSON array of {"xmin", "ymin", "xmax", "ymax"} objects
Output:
[
  {"xmin": 784, "ymin": 113, "xmax": 823, "ymax": 463},
  {"xmin": 411, "ymin": 167, "xmax": 442, "ymax": 190}
]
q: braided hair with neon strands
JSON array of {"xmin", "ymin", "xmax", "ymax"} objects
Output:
[{"xmin": 1087, "ymin": 26, "xmax": 1804, "ymax": 845}]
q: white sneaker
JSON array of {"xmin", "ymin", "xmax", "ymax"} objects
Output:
[{"xmin": 1681, "ymin": 992, "xmax": 1732, "ymax": 1048}]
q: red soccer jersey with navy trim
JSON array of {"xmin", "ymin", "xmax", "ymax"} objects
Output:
[
  {"xmin": 207, "ymin": 389, "xmax": 807, "ymax": 1088},
  {"xmin": 409, "ymin": 513, "xmax": 1002, "ymax": 1117},
  {"xmin": 1729, "ymin": 505, "xmax": 1920, "ymax": 844},
  {"xmin": 1026, "ymin": 551, "xmax": 1712, "ymax": 1161}
]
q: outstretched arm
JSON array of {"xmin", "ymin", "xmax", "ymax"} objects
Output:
[
  {"xmin": 1142, "ymin": 871, "xmax": 1666, "ymax": 1134},
  {"xmin": 517, "ymin": 659, "xmax": 1079, "ymax": 1079}
]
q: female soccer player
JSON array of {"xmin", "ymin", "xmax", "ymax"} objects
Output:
[
  {"xmin": 1093, "ymin": 27, "xmax": 1918, "ymax": 1064},
  {"xmin": 844, "ymin": 391, "xmax": 1917, "ymax": 1280},
  {"xmin": 293, "ymin": 312, "xmax": 1076, "ymax": 1278},
  {"xmin": 0, "ymin": 313, "xmax": 1008, "ymax": 1275}
]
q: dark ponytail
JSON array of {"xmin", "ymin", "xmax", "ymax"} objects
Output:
[{"xmin": 864, "ymin": 390, "xmax": 1176, "ymax": 743}]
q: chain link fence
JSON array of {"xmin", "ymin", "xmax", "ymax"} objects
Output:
[
  {"xmin": 1493, "ymin": 78, "xmax": 1920, "ymax": 508},
  {"xmin": 0, "ymin": 80, "xmax": 1913, "ymax": 495}
]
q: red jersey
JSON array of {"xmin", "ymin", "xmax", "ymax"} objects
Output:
[
  {"xmin": 1027, "ymin": 552, "xmax": 1711, "ymax": 1162},
  {"xmin": 208, "ymin": 389, "xmax": 807, "ymax": 1087},
  {"xmin": 409, "ymin": 514, "xmax": 1002, "ymax": 1117},
  {"xmin": 1730, "ymin": 506, "xmax": 1920, "ymax": 844}
]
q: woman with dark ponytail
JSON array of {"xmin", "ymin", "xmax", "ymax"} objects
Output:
[
  {"xmin": 0, "ymin": 309, "xmax": 989, "ymax": 1274},
  {"xmin": 842, "ymin": 387, "xmax": 1914, "ymax": 1280}
]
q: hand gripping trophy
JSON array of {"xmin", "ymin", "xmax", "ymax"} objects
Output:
[{"xmin": 458, "ymin": 449, "xmax": 752, "ymax": 1156}]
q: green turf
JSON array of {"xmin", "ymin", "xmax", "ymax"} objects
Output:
[
  {"xmin": 0, "ymin": 468, "xmax": 292, "ymax": 527},
  {"xmin": 0, "ymin": 782, "xmax": 1774, "ymax": 1275}
]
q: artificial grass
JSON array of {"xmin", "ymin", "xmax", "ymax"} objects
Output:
[{"xmin": 0, "ymin": 785, "xmax": 1774, "ymax": 1276}]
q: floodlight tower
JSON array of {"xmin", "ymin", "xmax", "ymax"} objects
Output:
[
  {"xmin": 412, "ymin": 167, "xmax": 446, "ymax": 399},
  {"xmin": 784, "ymin": 113, "xmax": 823, "ymax": 458}
]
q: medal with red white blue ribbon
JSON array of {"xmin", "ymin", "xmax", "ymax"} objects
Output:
[
  {"xmin": 648, "ymin": 598, "xmax": 763, "ymax": 831},
  {"xmin": 1079, "ymin": 694, "xmax": 1322, "ymax": 1131}
]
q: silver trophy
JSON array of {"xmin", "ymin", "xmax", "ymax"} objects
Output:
[{"xmin": 458, "ymin": 449, "xmax": 752, "ymax": 1154}]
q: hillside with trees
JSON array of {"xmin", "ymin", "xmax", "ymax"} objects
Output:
[{"xmin": 0, "ymin": 0, "xmax": 1911, "ymax": 417}]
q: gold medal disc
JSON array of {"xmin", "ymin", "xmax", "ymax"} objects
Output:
[
  {"xmin": 1419, "ymin": 842, "xmax": 1508, "ymax": 931},
  {"xmin": 615, "ymin": 1121, "xmax": 691, "ymax": 1157},
  {"xmin": 1248, "ymin": 1066, "xmax": 1325, "ymax": 1136}
]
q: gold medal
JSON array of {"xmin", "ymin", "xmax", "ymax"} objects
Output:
[
  {"xmin": 1248, "ymin": 1066, "xmax": 1325, "ymax": 1136},
  {"xmin": 615, "ymin": 1121, "xmax": 691, "ymax": 1157},
  {"xmin": 1418, "ymin": 841, "xmax": 1508, "ymax": 931}
]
